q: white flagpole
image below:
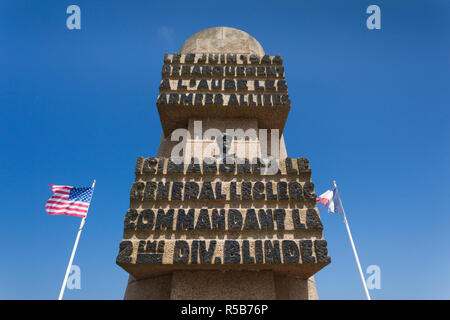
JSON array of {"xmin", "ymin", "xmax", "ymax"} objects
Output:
[
  {"xmin": 333, "ymin": 181, "xmax": 371, "ymax": 300},
  {"xmin": 58, "ymin": 179, "xmax": 96, "ymax": 300}
]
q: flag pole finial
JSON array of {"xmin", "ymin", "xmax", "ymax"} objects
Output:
[{"xmin": 333, "ymin": 180, "xmax": 337, "ymax": 188}]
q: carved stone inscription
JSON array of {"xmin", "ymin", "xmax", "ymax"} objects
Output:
[
  {"xmin": 117, "ymin": 156, "xmax": 331, "ymax": 275},
  {"xmin": 157, "ymin": 53, "xmax": 290, "ymax": 108},
  {"xmin": 156, "ymin": 53, "xmax": 292, "ymax": 137}
]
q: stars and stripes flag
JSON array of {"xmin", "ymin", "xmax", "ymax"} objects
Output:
[{"xmin": 46, "ymin": 185, "xmax": 94, "ymax": 218}]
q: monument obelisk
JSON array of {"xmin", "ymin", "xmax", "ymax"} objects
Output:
[{"xmin": 116, "ymin": 27, "xmax": 331, "ymax": 299}]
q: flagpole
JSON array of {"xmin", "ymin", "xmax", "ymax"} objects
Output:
[
  {"xmin": 333, "ymin": 181, "xmax": 371, "ymax": 300},
  {"xmin": 58, "ymin": 179, "xmax": 96, "ymax": 300}
]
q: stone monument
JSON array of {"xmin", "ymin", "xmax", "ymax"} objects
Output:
[{"xmin": 116, "ymin": 27, "xmax": 331, "ymax": 300}]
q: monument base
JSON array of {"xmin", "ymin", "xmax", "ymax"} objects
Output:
[{"xmin": 124, "ymin": 271, "xmax": 318, "ymax": 300}]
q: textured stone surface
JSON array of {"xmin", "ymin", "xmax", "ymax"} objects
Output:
[
  {"xmin": 179, "ymin": 27, "xmax": 265, "ymax": 55},
  {"xmin": 124, "ymin": 272, "xmax": 318, "ymax": 300},
  {"xmin": 273, "ymin": 274, "xmax": 318, "ymax": 300},
  {"xmin": 124, "ymin": 274, "xmax": 172, "ymax": 300},
  {"xmin": 117, "ymin": 27, "xmax": 329, "ymax": 300},
  {"xmin": 157, "ymin": 48, "xmax": 289, "ymax": 136},
  {"xmin": 170, "ymin": 270, "xmax": 275, "ymax": 300}
]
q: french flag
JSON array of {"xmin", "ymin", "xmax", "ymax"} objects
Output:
[{"xmin": 316, "ymin": 188, "xmax": 345, "ymax": 217}]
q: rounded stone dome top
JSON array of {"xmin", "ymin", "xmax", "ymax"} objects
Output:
[{"xmin": 179, "ymin": 27, "xmax": 265, "ymax": 55}]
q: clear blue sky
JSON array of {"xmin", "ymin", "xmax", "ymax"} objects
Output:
[{"xmin": 0, "ymin": 0, "xmax": 448, "ymax": 299}]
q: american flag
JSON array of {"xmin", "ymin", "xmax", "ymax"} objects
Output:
[{"xmin": 46, "ymin": 185, "xmax": 94, "ymax": 217}]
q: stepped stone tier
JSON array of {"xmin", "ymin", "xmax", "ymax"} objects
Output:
[
  {"xmin": 116, "ymin": 27, "xmax": 330, "ymax": 300},
  {"xmin": 156, "ymin": 27, "xmax": 289, "ymax": 136}
]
